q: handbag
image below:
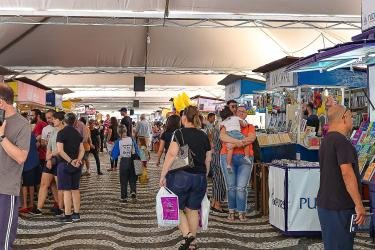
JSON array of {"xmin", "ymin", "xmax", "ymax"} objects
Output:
[
  {"xmin": 131, "ymin": 139, "xmax": 142, "ymax": 175},
  {"xmin": 169, "ymin": 129, "xmax": 195, "ymax": 172}
]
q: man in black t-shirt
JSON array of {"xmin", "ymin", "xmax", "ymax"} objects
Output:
[
  {"xmin": 317, "ymin": 105, "xmax": 365, "ymax": 250},
  {"xmin": 119, "ymin": 108, "xmax": 132, "ymax": 137}
]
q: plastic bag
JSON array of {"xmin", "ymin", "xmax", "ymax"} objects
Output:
[
  {"xmin": 133, "ymin": 159, "xmax": 143, "ymax": 176},
  {"xmin": 199, "ymin": 194, "xmax": 210, "ymax": 231},
  {"xmin": 139, "ymin": 167, "xmax": 148, "ymax": 185},
  {"xmin": 156, "ymin": 187, "xmax": 180, "ymax": 227}
]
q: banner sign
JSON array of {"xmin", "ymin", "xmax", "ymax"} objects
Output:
[
  {"xmin": 269, "ymin": 166, "xmax": 286, "ymax": 230},
  {"xmin": 287, "ymin": 168, "xmax": 321, "ymax": 231},
  {"xmin": 362, "ymin": 0, "xmax": 375, "ymax": 31},
  {"xmin": 266, "ymin": 67, "xmax": 296, "ymax": 90},
  {"xmin": 225, "ymin": 80, "xmax": 241, "ymax": 100},
  {"xmin": 17, "ymin": 81, "xmax": 46, "ymax": 105}
]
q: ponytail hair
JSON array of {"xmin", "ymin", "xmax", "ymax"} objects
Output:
[{"xmin": 183, "ymin": 105, "xmax": 201, "ymax": 129}]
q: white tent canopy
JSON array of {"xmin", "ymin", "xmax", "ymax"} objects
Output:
[{"xmin": 0, "ymin": 0, "xmax": 362, "ymax": 112}]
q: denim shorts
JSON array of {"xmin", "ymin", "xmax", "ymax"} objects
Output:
[
  {"xmin": 57, "ymin": 162, "xmax": 82, "ymax": 190},
  {"xmin": 166, "ymin": 170, "xmax": 207, "ymax": 210},
  {"xmin": 227, "ymin": 130, "xmax": 245, "ymax": 140}
]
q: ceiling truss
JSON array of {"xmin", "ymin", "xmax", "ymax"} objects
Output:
[
  {"xmin": 7, "ymin": 67, "xmax": 262, "ymax": 77},
  {"xmin": 0, "ymin": 15, "xmax": 360, "ymax": 30}
]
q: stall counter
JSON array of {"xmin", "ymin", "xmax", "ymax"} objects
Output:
[{"xmin": 269, "ymin": 164, "xmax": 321, "ymax": 236}]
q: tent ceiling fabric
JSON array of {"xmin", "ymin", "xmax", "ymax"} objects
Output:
[{"xmin": 0, "ymin": 0, "xmax": 363, "ymax": 110}]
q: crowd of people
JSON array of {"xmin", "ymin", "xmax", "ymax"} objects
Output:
[{"xmin": 0, "ymin": 81, "xmax": 367, "ymax": 250}]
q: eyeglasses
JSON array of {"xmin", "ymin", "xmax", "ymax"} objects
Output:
[{"xmin": 342, "ymin": 108, "xmax": 353, "ymax": 119}]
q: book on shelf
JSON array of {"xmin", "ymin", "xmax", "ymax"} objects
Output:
[
  {"xmin": 362, "ymin": 164, "xmax": 375, "ymax": 182},
  {"xmin": 358, "ymin": 156, "xmax": 368, "ymax": 175},
  {"xmin": 351, "ymin": 130, "xmax": 362, "ymax": 145},
  {"xmin": 349, "ymin": 213, "xmax": 373, "ymax": 233}
]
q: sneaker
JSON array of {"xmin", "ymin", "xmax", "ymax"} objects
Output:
[
  {"xmin": 98, "ymin": 172, "xmax": 103, "ymax": 175},
  {"xmin": 121, "ymin": 198, "xmax": 128, "ymax": 203},
  {"xmin": 29, "ymin": 207, "xmax": 43, "ymax": 216},
  {"xmin": 131, "ymin": 192, "xmax": 136, "ymax": 199},
  {"xmin": 19, "ymin": 207, "xmax": 30, "ymax": 214},
  {"xmin": 72, "ymin": 213, "xmax": 81, "ymax": 222},
  {"xmin": 54, "ymin": 209, "xmax": 64, "ymax": 217},
  {"xmin": 59, "ymin": 215, "xmax": 73, "ymax": 224}
]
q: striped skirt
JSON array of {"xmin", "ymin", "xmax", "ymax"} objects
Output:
[{"xmin": 210, "ymin": 152, "xmax": 226, "ymax": 202}]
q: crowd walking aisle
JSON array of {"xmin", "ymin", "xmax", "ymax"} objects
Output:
[{"xmin": 14, "ymin": 153, "xmax": 375, "ymax": 249}]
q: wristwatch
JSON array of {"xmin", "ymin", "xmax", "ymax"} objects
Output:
[{"xmin": 0, "ymin": 135, "xmax": 5, "ymax": 143}]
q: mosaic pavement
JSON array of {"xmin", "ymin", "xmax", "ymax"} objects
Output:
[{"xmin": 14, "ymin": 153, "xmax": 375, "ymax": 249}]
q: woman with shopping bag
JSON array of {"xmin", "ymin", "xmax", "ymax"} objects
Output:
[{"xmin": 160, "ymin": 106, "xmax": 212, "ymax": 250}]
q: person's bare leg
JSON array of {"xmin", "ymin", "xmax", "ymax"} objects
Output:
[
  {"xmin": 178, "ymin": 210, "xmax": 190, "ymax": 237},
  {"xmin": 63, "ymin": 191, "xmax": 73, "ymax": 215},
  {"xmin": 85, "ymin": 158, "xmax": 90, "ymax": 174},
  {"xmin": 55, "ymin": 177, "xmax": 64, "ymax": 210},
  {"xmin": 21, "ymin": 187, "xmax": 28, "ymax": 209},
  {"xmin": 72, "ymin": 190, "xmax": 81, "ymax": 213},
  {"xmin": 28, "ymin": 186, "xmax": 35, "ymax": 208},
  {"xmin": 37, "ymin": 173, "xmax": 54, "ymax": 209},
  {"xmin": 185, "ymin": 208, "xmax": 200, "ymax": 245},
  {"xmin": 50, "ymin": 180, "xmax": 58, "ymax": 204}
]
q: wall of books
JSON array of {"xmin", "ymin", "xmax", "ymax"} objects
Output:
[{"xmin": 351, "ymin": 120, "xmax": 375, "ymax": 183}]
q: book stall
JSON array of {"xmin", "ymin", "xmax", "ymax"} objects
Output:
[
  {"xmin": 217, "ymin": 74, "xmax": 266, "ymax": 128},
  {"xmin": 287, "ymin": 3, "xmax": 375, "ymax": 237},
  {"xmin": 5, "ymin": 77, "xmax": 52, "ymax": 113},
  {"xmin": 254, "ymin": 57, "xmax": 368, "ymax": 235}
]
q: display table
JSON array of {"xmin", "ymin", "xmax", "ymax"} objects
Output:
[
  {"xmin": 260, "ymin": 143, "xmax": 319, "ymax": 163},
  {"xmin": 268, "ymin": 164, "xmax": 321, "ymax": 236}
]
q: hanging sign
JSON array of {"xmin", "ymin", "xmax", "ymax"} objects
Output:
[
  {"xmin": 225, "ymin": 80, "xmax": 241, "ymax": 100},
  {"xmin": 17, "ymin": 81, "xmax": 46, "ymax": 105},
  {"xmin": 266, "ymin": 67, "xmax": 295, "ymax": 90},
  {"xmin": 362, "ymin": 0, "xmax": 375, "ymax": 31}
]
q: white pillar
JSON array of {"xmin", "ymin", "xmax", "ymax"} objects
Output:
[{"xmin": 341, "ymin": 87, "xmax": 345, "ymax": 106}]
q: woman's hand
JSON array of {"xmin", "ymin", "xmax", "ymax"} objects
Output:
[{"xmin": 159, "ymin": 176, "xmax": 166, "ymax": 187}]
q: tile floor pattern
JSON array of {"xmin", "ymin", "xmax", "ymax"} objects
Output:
[{"xmin": 14, "ymin": 153, "xmax": 375, "ymax": 249}]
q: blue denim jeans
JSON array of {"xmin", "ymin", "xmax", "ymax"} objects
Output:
[
  {"xmin": 317, "ymin": 206, "xmax": 355, "ymax": 250},
  {"xmin": 220, "ymin": 154, "xmax": 253, "ymax": 212}
]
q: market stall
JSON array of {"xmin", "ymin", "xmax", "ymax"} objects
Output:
[
  {"xmin": 218, "ymin": 74, "xmax": 266, "ymax": 128},
  {"xmin": 253, "ymin": 56, "xmax": 367, "ymax": 235},
  {"xmin": 5, "ymin": 77, "xmax": 51, "ymax": 112},
  {"xmin": 286, "ymin": 0, "xmax": 375, "ymax": 237}
]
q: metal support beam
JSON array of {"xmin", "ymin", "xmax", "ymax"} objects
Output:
[
  {"xmin": 0, "ymin": 17, "xmax": 49, "ymax": 56},
  {"xmin": 163, "ymin": 0, "xmax": 170, "ymax": 26}
]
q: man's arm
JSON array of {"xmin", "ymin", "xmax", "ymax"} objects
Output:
[
  {"xmin": 340, "ymin": 164, "xmax": 366, "ymax": 224},
  {"xmin": 57, "ymin": 142, "xmax": 72, "ymax": 163},
  {"xmin": 0, "ymin": 120, "xmax": 29, "ymax": 165}
]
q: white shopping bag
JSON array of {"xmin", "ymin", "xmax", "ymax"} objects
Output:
[
  {"xmin": 199, "ymin": 194, "xmax": 210, "ymax": 231},
  {"xmin": 156, "ymin": 187, "xmax": 180, "ymax": 227}
]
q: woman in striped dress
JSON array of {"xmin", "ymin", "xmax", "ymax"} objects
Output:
[{"xmin": 209, "ymin": 123, "xmax": 226, "ymax": 212}]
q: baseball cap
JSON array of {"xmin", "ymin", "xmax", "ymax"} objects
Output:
[{"xmin": 119, "ymin": 107, "xmax": 128, "ymax": 112}]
